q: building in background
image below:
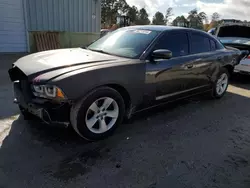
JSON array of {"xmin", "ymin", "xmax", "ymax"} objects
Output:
[
  {"xmin": 0, "ymin": 0, "xmax": 101, "ymax": 53},
  {"xmin": 221, "ymin": 19, "xmax": 242, "ymax": 24}
]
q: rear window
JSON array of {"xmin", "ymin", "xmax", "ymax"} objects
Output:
[
  {"xmin": 215, "ymin": 39, "xmax": 226, "ymax": 49},
  {"xmin": 190, "ymin": 34, "xmax": 210, "ymax": 54},
  {"xmin": 210, "ymin": 40, "xmax": 216, "ymax": 51}
]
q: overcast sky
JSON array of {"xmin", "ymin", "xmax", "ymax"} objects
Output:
[{"xmin": 126, "ymin": 0, "xmax": 250, "ymax": 21}]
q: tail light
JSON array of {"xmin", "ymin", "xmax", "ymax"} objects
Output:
[{"xmin": 247, "ymin": 55, "xmax": 250, "ymax": 59}]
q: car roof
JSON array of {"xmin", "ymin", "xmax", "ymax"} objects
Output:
[
  {"xmin": 120, "ymin": 25, "xmax": 211, "ymax": 37},
  {"xmin": 122, "ymin": 25, "xmax": 197, "ymax": 32},
  {"xmin": 121, "ymin": 25, "xmax": 210, "ymax": 36}
]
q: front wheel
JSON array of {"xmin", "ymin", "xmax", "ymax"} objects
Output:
[
  {"xmin": 211, "ymin": 68, "xmax": 229, "ymax": 99},
  {"xmin": 70, "ymin": 87, "xmax": 125, "ymax": 141}
]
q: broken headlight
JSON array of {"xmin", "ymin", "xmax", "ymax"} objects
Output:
[{"xmin": 32, "ymin": 85, "xmax": 67, "ymax": 100}]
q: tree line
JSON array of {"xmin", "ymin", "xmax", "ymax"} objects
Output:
[
  {"xmin": 101, "ymin": 0, "xmax": 151, "ymax": 26},
  {"xmin": 101, "ymin": 0, "xmax": 222, "ymax": 31}
]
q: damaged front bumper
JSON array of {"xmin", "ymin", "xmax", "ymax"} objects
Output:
[{"xmin": 13, "ymin": 81, "xmax": 71, "ymax": 127}]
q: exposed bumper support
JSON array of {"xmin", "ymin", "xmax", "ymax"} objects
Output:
[{"xmin": 15, "ymin": 97, "xmax": 70, "ymax": 127}]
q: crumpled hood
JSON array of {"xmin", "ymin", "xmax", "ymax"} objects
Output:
[
  {"xmin": 218, "ymin": 37, "xmax": 250, "ymax": 45},
  {"xmin": 216, "ymin": 25, "xmax": 250, "ymax": 42},
  {"xmin": 13, "ymin": 48, "xmax": 118, "ymax": 76}
]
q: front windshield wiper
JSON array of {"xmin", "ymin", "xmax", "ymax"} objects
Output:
[
  {"xmin": 87, "ymin": 48, "xmax": 111, "ymax": 55},
  {"xmin": 86, "ymin": 48, "xmax": 129, "ymax": 58}
]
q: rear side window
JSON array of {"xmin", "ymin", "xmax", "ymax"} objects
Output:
[
  {"xmin": 154, "ymin": 32, "xmax": 189, "ymax": 57},
  {"xmin": 210, "ymin": 39, "xmax": 216, "ymax": 51},
  {"xmin": 216, "ymin": 40, "xmax": 225, "ymax": 49},
  {"xmin": 190, "ymin": 33, "xmax": 210, "ymax": 54}
]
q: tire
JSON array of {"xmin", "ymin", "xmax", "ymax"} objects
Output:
[
  {"xmin": 19, "ymin": 105, "xmax": 37, "ymax": 120},
  {"xmin": 211, "ymin": 68, "xmax": 230, "ymax": 99},
  {"xmin": 70, "ymin": 87, "xmax": 126, "ymax": 141}
]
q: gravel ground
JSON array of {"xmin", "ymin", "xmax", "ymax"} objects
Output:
[{"xmin": 1, "ymin": 55, "xmax": 250, "ymax": 188}]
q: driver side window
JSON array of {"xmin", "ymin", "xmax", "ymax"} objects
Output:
[{"xmin": 154, "ymin": 32, "xmax": 189, "ymax": 57}]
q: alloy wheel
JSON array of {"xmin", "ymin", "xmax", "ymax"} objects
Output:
[
  {"xmin": 216, "ymin": 73, "xmax": 228, "ymax": 95},
  {"xmin": 85, "ymin": 97, "xmax": 119, "ymax": 134}
]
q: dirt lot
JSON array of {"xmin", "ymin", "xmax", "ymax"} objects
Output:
[{"xmin": 1, "ymin": 55, "xmax": 250, "ymax": 188}]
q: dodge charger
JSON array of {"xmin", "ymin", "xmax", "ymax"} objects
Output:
[{"xmin": 8, "ymin": 26, "xmax": 246, "ymax": 140}]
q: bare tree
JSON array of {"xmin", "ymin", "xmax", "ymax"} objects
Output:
[
  {"xmin": 211, "ymin": 12, "xmax": 220, "ymax": 21},
  {"xmin": 165, "ymin": 7, "xmax": 174, "ymax": 25}
]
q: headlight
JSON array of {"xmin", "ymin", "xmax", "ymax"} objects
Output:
[{"xmin": 32, "ymin": 85, "xmax": 67, "ymax": 100}]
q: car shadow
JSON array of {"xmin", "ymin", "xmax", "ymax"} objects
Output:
[
  {"xmin": 1, "ymin": 85, "xmax": 250, "ymax": 187},
  {"xmin": 230, "ymin": 73, "xmax": 250, "ymax": 90}
]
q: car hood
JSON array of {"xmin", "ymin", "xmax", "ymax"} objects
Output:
[
  {"xmin": 218, "ymin": 37, "xmax": 250, "ymax": 45},
  {"xmin": 216, "ymin": 25, "xmax": 250, "ymax": 41},
  {"xmin": 13, "ymin": 48, "xmax": 119, "ymax": 76}
]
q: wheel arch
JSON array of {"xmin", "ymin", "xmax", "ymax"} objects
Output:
[
  {"xmin": 105, "ymin": 84, "xmax": 131, "ymax": 111},
  {"xmin": 223, "ymin": 64, "xmax": 234, "ymax": 77},
  {"xmin": 70, "ymin": 84, "xmax": 129, "ymax": 141},
  {"xmin": 73, "ymin": 83, "xmax": 133, "ymax": 118}
]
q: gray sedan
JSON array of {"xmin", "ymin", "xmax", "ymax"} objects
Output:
[{"xmin": 8, "ymin": 26, "xmax": 244, "ymax": 141}]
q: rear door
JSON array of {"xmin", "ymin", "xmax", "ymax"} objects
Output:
[{"xmin": 187, "ymin": 31, "xmax": 219, "ymax": 89}]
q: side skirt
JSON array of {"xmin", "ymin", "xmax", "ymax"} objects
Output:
[{"xmin": 131, "ymin": 89, "xmax": 212, "ymax": 115}]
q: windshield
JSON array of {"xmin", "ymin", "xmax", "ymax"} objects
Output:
[{"xmin": 87, "ymin": 28, "xmax": 160, "ymax": 58}]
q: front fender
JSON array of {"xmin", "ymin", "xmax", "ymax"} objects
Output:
[{"xmin": 50, "ymin": 62, "xmax": 146, "ymax": 106}]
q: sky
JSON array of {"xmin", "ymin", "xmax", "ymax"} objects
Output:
[{"xmin": 126, "ymin": 0, "xmax": 250, "ymax": 22}]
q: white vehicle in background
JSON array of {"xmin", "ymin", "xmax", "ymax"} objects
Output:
[{"xmin": 212, "ymin": 23, "xmax": 250, "ymax": 75}]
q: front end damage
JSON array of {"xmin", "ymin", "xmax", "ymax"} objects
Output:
[
  {"xmin": 224, "ymin": 45, "xmax": 250, "ymax": 75},
  {"xmin": 9, "ymin": 66, "xmax": 71, "ymax": 127},
  {"xmin": 217, "ymin": 24, "xmax": 250, "ymax": 74}
]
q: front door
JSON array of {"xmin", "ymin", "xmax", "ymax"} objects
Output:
[
  {"xmin": 145, "ymin": 31, "xmax": 196, "ymax": 101},
  {"xmin": 146, "ymin": 55, "xmax": 196, "ymax": 100}
]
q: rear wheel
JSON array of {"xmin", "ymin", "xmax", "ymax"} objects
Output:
[
  {"xmin": 70, "ymin": 87, "xmax": 125, "ymax": 141},
  {"xmin": 211, "ymin": 68, "xmax": 229, "ymax": 99}
]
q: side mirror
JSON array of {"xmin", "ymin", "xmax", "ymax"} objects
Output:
[{"xmin": 152, "ymin": 49, "xmax": 172, "ymax": 59}]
